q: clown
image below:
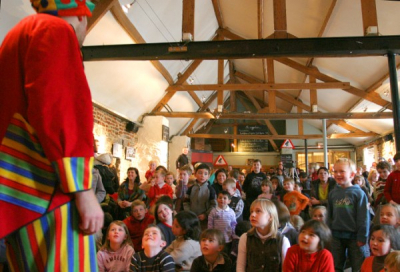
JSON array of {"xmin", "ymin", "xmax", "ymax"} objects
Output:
[{"xmin": 0, "ymin": 1, "xmax": 103, "ymax": 271}]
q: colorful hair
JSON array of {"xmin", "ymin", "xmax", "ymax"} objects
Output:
[
  {"xmin": 300, "ymin": 220, "xmax": 332, "ymax": 250},
  {"xmin": 250, "ymin": 199, "xmax": 279, "ymax": 238},
  {"xmin": 101, "ymin": 221, "xmax": 133, "ymax": 252},
  {"xmin": 174, "ymin": 211, "xmax": 201, "ymax": 241}
]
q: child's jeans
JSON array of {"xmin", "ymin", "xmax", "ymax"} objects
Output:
[{"xmin": 331, "ymin": 237, "xmax": 370, "ymax": 272}]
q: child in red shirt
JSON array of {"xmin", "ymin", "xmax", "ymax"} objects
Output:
[
  {"xmin": 148, "ymin": 169, "xmax": 173, "ymax": 207},
  {"xmin": 384, "ymin": 153, "xmax": 400, "ymax": 205},
  {"xmin": 123, "ymin": 200, "xmax": 154, "ymax": 252},
  {"xmin": 145, "ymin": 160, "xmax": 157, "ymax": 182},
  {"xmin": 283, "ymin": 220, "xmax": 334, "ymax": 272}
]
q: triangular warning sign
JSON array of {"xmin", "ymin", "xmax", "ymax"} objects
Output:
[
  {"xmin": 281, "ymin": 139, "xmax": 295, "ymax": 149},
  {"xmin": 213, "ymin": 155, "xmax": 228, "ymax": 166}
]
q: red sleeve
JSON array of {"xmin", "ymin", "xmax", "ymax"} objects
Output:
[
  {"xmin": 384, "ymin": 173, "xmax": 394, "ymax": 202},
  {"xmin": 317, "ymin": 249, "xmax": 335, "ymax": 272},
  {"xmin": 283, "ymin": 246, "xmax": 298, "ymax": 272},
  {"xmin": 148, "ymin": 185, "xmax": 156, "ymax": 200},
  {"xmin": 165, "ymin": 184, "xmax": 173, "ymax": 198},
  {"xmin": 24, "ymin": 17, "xmax": 94, "ymax": 193}
]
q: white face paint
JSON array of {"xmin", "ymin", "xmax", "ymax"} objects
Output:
[{"xmin": 75, "ymin": 16, "xmax": 88, "ymax": 47}]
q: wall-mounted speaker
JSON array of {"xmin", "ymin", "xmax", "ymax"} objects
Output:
[{"xmin": 126, "ymin": 122, "xmax": 139, "ymax": 133}]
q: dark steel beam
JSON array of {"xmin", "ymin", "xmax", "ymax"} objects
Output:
[
  {"xmin": 82, "ymin": 35, "xmax": 400, "ymax": 61},
  {"xmin": 388, "ymin": 53, "xmax": 400, "ymax": 151}
]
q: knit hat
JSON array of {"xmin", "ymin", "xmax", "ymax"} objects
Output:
[
  {"xmin": 94, "ymin": 153, "xmax": 113, "ymax": 165},
  {"xmin": 31, "ymin": 0, "xmax": 95, "ymax": 17}
]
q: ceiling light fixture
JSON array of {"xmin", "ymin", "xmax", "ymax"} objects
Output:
[
  {"xmin": 383, "ymin": 89, "xmax": 390, "ymax": 97},
  {"xmin": 122, "ymin": 0, "xmax": 136, "ymax": 13}
]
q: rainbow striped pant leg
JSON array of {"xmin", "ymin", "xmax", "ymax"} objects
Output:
[{"xmin": 5, "ymin": 201, "xmax": 98, "ymax": 272}]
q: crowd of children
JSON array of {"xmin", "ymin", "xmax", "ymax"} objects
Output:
[{"xmin": 71, "ymin": 152, "xmax": 400, "ymax": 271}]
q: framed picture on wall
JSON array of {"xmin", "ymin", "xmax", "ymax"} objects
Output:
[
  {"xmin": 126, "ymin": 147, "xmax": 135, "ymax": 160},
  {"xmin": 246, "ymin": 159, "xmax": 254, "ymax": 166}
]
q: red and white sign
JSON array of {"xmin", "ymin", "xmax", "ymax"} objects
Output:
[
  {"xmin": 213, "ymin": 155, "xmax": 228, "ymax": 166},
  {"xmin": 281, "ymin": 139, "xmax": 295, "ymax": 149}
]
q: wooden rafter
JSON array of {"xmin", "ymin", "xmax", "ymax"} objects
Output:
[
  {"xmin": 110, "ymin": 4, "xmax": 173, "ymax": 85},
  {"xmin": 87, "ymin": 0, "xmax": 117, "ymax": 33},
  {"xmin": 275, "ymin": 57, "xmax": 393, "ymax": 110},
  {"xmin": 188, "ymin": 132, "xmax": 378, "ymax": 140},
  {"xmin": 273, "ymin": 0, "xmax": 288, "ymax": 38},
  {"xmin": 151, "ymin": 59, "xmax": 203, "ymax": 112},
  {"xmin": 182, "ymin": 0, "xmax": 195, "ymax": 40},
  {"xmin": 235, "ymin": 71, "xmax": 312, "ymax": 112},
  {"xmin": 360, "ymin": 0, "xmax": 379, "ymax": 35},
  {"xmin": 150, "ymin": 111, "xmax": 392, "ymax": 120},
  {"xmin": 189, "ymin": 134, "xmax": 322, "ymax": 140},
  {"xmin": 182, "ymin": 92, "xmax": 219, "ymax": 135},
  {"xmin": 167, "ymin": 82, "xmax": 349, "ymax": 91},
  {"xmin": 211, "ymin": 0, "xmax": 224, "ymax": 28}
]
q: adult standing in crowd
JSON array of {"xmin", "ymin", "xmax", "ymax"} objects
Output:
[
  {"xmin": 176, "ymin": 147, "xmax": 189, "ymax": 169},
  {"xmin": 242, "ymin": 159, "xmax": 267, "ymax": 219},
  {"xmin": 309, "ymin": 167, "xmax": 336, "ymax": 207},
  {"xmin": 0, "ymin": 1, "xmax": 103, "ymax": 270}
]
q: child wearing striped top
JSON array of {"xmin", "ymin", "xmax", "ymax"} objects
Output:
[
  {"xmin": 130, "ymin": 225, "xmax": 175, "ymax": 272},
  {"xmin": 208, "ymin": 191, "xmax": 237, "ymax": 254}
]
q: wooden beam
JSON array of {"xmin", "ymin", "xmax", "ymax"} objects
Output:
[
  {"xmin": 151, "ymin": 59, "xmax": 202, "ymax": 112},
  {"xmin": 110, "ymin": 4, "xmax": 173, "ymax": 85},
  {"xmin": 233, "ymin": 125, "xmax": 238, "ymax": 152},
  {"xmin": 276, "ymin": 57, "xmax": 392, "ymax": 110},
  {"xmin": 189, "ymin": 134, "xmax": 323, "ymax": 140},
  {"xmin": 182, "ymin": 118, "xmax": 199, "ymax": 135},
  {"xmin": 182, "ymin": 0, "xmax": 195, "ymax": 40},
  {"xmin": 328, "ymin": 132, "xmax": 378, "ymax": 139},
  {"xmin": 87, "ymin": 0, "xmax": 117, "ymax": 33},
  {"xmin": 267, "ymin": 59, "xmax": 277, "ymax": 112},
  {"xmin": 298, "ymin": 106, "xmax": 304, "ymax": 135},
  {"xmin": 167, "ymin": 82, "xmax": 350, "ymax": 91},
  {"xmin": 258, "ymin": 0, "xmax": 264, "ymax": 39},
  {"xmin": 211, "ymin": 0, "xmax": 224, "ymax": 28},
  {"xmin": 235, "ymin": 70, "xmax": 313, "ymax": 112},
  {"xmin": 216, "ymin": 28, "xmax": 245, "ymax": 40},
  {"xmin": 360, "ymin": 0, "xmax": 378, "ymax": 36},
  {"xmin": 150, "ymin": 111, "xmax": 393, "ymax": 120},
  {"xmin": 273, "ymin": 0, "xmax": 287, "ymax": 38},
  {"xmin": 187, "ymin": 90, "xmax": 203, "ymax": 107}
]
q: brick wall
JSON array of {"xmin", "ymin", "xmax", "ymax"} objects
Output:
[{"xmin": 92, "ymin": 104, "xmax": 137, "ymax": 185}]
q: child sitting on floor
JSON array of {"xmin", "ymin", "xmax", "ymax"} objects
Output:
[{"xmin": 130, "ymin": 225, "xmax": 175, "ymax": 272}]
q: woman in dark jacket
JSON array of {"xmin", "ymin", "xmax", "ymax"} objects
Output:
[{"xmin": 309, "ymin": 167, "xmax": 336, "ymax": 207}]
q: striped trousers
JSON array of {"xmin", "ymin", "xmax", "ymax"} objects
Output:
[{"xmin": 5, "ymin": 201, "xmax": 98, "ymax": 272}]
